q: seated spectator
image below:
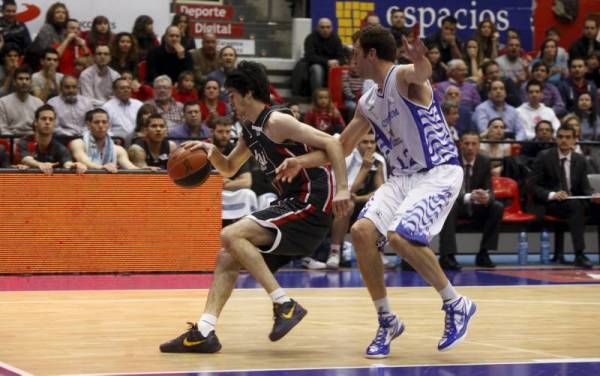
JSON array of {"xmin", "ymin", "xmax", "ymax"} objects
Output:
[
  {"xmin": 171, "ymin": 13, "xmax": 196, "ymax": 51},
  {"xmin": 520, "ymin": 61, "xmax": 566, "ymax": 117},
  {"xmin": 528, "ymin": 124, "xmax": 599, "ymax": 268},
  {"xmin": 304, "ymin": 18, "xmax": 345, "ymax": 93},
  {"xmin": 443, "ymin": 85, "xmax": 476, "ymax": 136},
  {"xmin": 517, "ymin": 80, "xmax": 560, "ymax": 140},
  {"xmin": 0, "ymin": 44, "xmax": 22, "ymax": 97},
  {"xmin": 473, "ymin": 79, "xmax": 526, "ymax": 140},
  {"xmin": 462, "ymin": 38, "xmax": 483, "ymax": 83},
  {"xmin": 101, "ymin": 77, "xmax": 143, "ymax": 145},
  {"xmin": 79, "ymin": 45, "xmax": 120, "ymax": 105},
  {"xmin": 210, "ymin": 116, "xmax": 256, "ymax": 224},
  {"xmin": 172, "ymin": 70, "xmax": 199, "ymax": 103},
  {"xmin": 146, "ymin": 26, "xmax": 193, "ymax": 84},
  {"xmin": 572, "ymin": 92, "xmax": 600, "ymax": 141},
  {"xmin": 199, "ymin": 78, "xmax": 229, "ymax": 124},
  {"xmin": 558, "ymin": 57, "xmax": 597, "ymax": 113},
  {"xmin": 585, "ymin": 51, "xmax": 600, "ymax": 88},
  {"xmin": 321, "ymin": 130, "xmax": 386, "ymax": 269},
  {"xmin": 145, "ymin": 75, "xmax": 183, "ymax": 129},
  {"xmin": 17, "ymin": 104, "xmax": 86, "ymax": 174},
  {"xmin": 70, "ymin": 108, "xmax": 138, "ymax": 172},
  {"xmin": 478, "ymin": 60, "xmax": 522, "ymax": 107},
  {"xmin": 439, "ymin": 131, "xmax": 504, "ymax": 270},
  {"xmin": 131, "ymin": 15, "xmax": 159, "ymax": 62},
  {"xmin": 441, "ymin": 100, "xmax": 460, "ymax": 142},
  {"xmin": 0, "ymin": 67, "xmax": 44, "ymax": 136},
  {"xmin": 495, "ymin": 37, "xmax": 528, "ymax": 85},
  {"xmin": 479, "ymin": 117, "xmax": 512, "ymax": 176},
  {"xmin": 168, "ymin": 101, "xmax": 212, "ymax": 143},
  {"xmin": 434, "ymin": 59, "xmax": 480, "ymax": 111},
  {"xmin": 341, "ymin": 60, "xmax": 364, "ymax": 118},
  {"xmin": 562, "ymin": 114, "xmax": 583, "ymax": 154},
  {"xmin": 109, "ymin": 32, "xmax": 140, "ymax": 76},
  {"xmin": 207, "ymin": 45, "xmax": 237, "ymax": 102},
  {"xmin": 531, "ymin": 38, "xmax": 568, "ymax": 86},
  {"xmin": 426, "ymin": 44, "xmax": 447, "ymax": 83},
  {"xmin": 190, "ymin": 33, "xmax": 219, "ymax": 86},
  {"xmin": 521, "ymin": 119, "xmax": 556, "ymax": 163},
  {"xmin": 568, "ymin": 17, "xmax": 600, "ymax": 60},
  {"xmin": 423, "ymin": 15, "xmax": 462, "ymax": 63},
  {"xmin": 29, "ymin": 2, "xmax": 68, "ymax": 69},
  {"xmin": 53, "ymin": 18, "xmax": 91, "ymax": 77},
  {"xmin": 304, "ymin": 87, "xmax": 345, "ymax": 135},
  {"xmin": 131, "ymin": 103, "xmax": 157, "ymax": 141},
  {"xmin": 47, "ymin": 75, "xmax": 94, "ymax": 137},
  {"xmin": 32, "ymin": 48, "xmax": 63, "ymax": 101},
  {"xmin": 473, "ymin": 19, "xmax": 499, "ymax": 61},
  {"xmin": 0, "ymin": 0, "xmax": 32, "ymax": 53},
  {"xmin": 84, "ymin": 15, "xmax": 113, "ymax": 53},
  {"xmin": 120, "ymin": 70, "xmax": 153, "ymax": 102},
  {"xmin": 128, "ymin": 114, "xmax": 175, "ymax": 169}
]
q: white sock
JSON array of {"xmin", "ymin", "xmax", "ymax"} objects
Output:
[
  {"xmin": 197, "ymin": 313, "xmax": 217, "ymax": 336},
  {"xmin": 330, "ymin": 244, "xmax": 340, "ymax": 255},
  {"xmin": 438, "ymin": 282, "xmax": 460, "ymax": 302},
  {"xmin": 374, "ymin": 297, "xmax": 393, "ymax": 317},
  {"xmin": 270, "ymin": 288, "xmax": 291, "ymax": 304}
]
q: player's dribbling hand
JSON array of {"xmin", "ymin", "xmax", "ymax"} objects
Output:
[
  {"xmin": 182, "ymin": 140, "xmax": 215, "ymax": 159},
  {"xmin": 275, "ymin": 157, "xmax": 302, "ymax": 183},
  {"xmin": 332, "ymin": 188, "xmax": 352, "ymax": 217}
]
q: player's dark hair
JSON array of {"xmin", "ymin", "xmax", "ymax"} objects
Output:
[
  {"xmin": 358, "ymin": 25, "xmax": 396, "ymax": 63},
  {"xmin": 224, "ymin": 60, "xmax": 270, "ymax": 103}
]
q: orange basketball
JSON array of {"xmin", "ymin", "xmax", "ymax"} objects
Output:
[{"xmin": 167, "ymin": 147, "xmax": 211, "ymax": 188}]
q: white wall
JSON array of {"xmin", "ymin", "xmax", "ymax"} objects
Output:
[{"xmin": 14, "ymin": 0, "xmax": 171, "ymax": 37}]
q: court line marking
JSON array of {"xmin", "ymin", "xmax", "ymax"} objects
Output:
[
  {"xmin": 62, "ymin": 359, "xmax": 600, "ymax": 376},
  {"xmin": 0, "ymin": 361, "xmax": 33, "ymax": 376},
  {"xmin": 1, "ymin": 295, "xmax": 599, "ymax": 306}
]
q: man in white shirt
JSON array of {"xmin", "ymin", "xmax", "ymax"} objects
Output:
[
  {"xmin": 79, "ymin": 45, "xmax": 120, "ymax": 105},
  {"xmin": 102, "ymin": 77, "xmax": 142, "ymax": 145},
  {"xmin": 517, "ymin": 80, "xmax": 560, "ymax": 140},
  {"xmin": 47, "ymin": 75, "xmax": 94, "ymax": 137},
  {"xmin": 31, "ymin": 48, "xmax": 63, "ymax": 101},
  {"xmin": 0, "ymin": 66, "xmax": 43, "ymax": 136}
]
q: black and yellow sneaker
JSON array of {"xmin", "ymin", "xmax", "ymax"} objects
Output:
[
  {"xmin": 269, "ymin": 299, "xmax": 307, "ymax": 342},
  {"xmin": 159, "ymin": 322, "xmax": 222, "ymax": 353}
]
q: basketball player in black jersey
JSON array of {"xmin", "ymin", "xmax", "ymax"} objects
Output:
[{"xmin": 160, "ymin": 61, "xmax": 351, "ymax": 353}]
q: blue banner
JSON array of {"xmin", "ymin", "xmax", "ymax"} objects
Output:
[{"xmin": 310, "ymin": 0, "xmax": 534, "ymax": 50}]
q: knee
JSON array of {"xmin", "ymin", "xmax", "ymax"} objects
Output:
[
  {"xmin": 220, "ymin": 226, "xmax": 239, "ymax": 250},
  {"xmin": 490, "ymin": 200, "xmax": 504, "ymax": 219},
  {"xmin": 350, "ymin": 219, "xmax": 376, "ymax": 245},
  {"xmin": 216, "ymin": 247, "xmax": 237, "ymax": 265},
  {"xmin": 387, "ymin": 232, "xmax": 412, "ymax": 256}
]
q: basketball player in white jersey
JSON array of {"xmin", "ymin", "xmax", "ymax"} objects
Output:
[{"xmin": 276, "ymin": 25, "xmax": 476, "ymax": 358}]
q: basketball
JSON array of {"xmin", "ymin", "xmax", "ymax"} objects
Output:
[{"xmin": 167, "ymin": 147, "xmax": 211, "ymax": 188}]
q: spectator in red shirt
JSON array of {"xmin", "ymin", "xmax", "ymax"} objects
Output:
[
  {"xmin": 53, "ymin": 18, "xmax": 91, "ymax": 77},
  {"xmin": 199, "ymin": 78, "xmax": 229, "ymax": 125},
  {"xmin": 303, "ymin": 87, "xmax": 345, "ymax": 135},
  {"xmin": 172, "ymin": 70, "xmax": 199, "ymax": 103}
]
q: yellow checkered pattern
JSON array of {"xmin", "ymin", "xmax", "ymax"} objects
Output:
[{"xmin": 335, "ymin": 1, "xmax": 375, "ymax": 44}]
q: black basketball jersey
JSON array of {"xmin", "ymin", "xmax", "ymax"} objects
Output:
[
  {"xmin": 134, "ymin": 138, "xmax": 171, "ymax": 169},
  {"xmin": 241, "ymin": 107, "xmax": 334, "ymax": 213}
]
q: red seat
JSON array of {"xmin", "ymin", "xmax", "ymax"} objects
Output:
[
  {"xmin": 492, "ymin": 176, "xmax": 536, "ymax": 222},
  {"xmin": 510, "ymin": 143, "xmax": 522, "ymax": 156},
  {"xmin": 327, "ymin": 65, "xmax": 349, "ymax": 111}
]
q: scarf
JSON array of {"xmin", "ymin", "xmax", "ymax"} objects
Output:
[{"xmin": 83, "ymin": 130, "xmax": 116, "ymax": 166}]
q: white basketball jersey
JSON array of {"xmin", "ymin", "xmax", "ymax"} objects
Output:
[{"xmin": 357, "ymin": 66, "xmax": 459, "ymax": 176}]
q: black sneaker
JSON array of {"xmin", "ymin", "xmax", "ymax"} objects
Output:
[
  {"xmin": 269, "ymin": 299, "xmax": 307, "ymax": 341},
  {"xmin": 159, "ymin": 322, "xmax": 222, "ymax": 353}
]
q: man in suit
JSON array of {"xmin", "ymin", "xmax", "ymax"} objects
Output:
[
  {"xmin": 439, "ymin": 131, "xmax": 504, "ymax": 270},
  {"xmin": 528, "ymin": 124, "xmax": 600, "ymax": 268}
]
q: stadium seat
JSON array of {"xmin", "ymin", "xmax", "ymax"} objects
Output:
[
  {"xmin": 328, "ymin": 65, "xmax": 349, "ymax": 111},
  {"xmin": 492, "ymin": 176, "xmax": 536, "ymax": 222}
]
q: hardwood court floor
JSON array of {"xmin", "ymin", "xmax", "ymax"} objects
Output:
[{"xmin": 1, "ymin": 284, "xmax": 599, "ymax": 375}]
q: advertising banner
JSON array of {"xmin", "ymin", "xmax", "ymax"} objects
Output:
[{"xmin": 310, "ymin": 0, "xmax": 534, "ymax": 50}]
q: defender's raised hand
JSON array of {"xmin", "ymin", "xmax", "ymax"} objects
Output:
[{"xmin": 401, "ymin": 36, "xmax": 428, "ymax": 62}]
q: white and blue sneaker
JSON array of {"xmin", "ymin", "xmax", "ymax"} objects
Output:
[
  {"xmin": 438, "ymin": 296, "xmax": 477, "ymax": 351},
  {"xmin": 365, "ymin": 313, "xmax": 405, "ymax": 359}
]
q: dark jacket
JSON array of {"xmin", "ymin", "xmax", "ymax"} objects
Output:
[
  {"xmin": 146, "ymin": 44, "xmax": 193, "ymax": 83},
  {"xmin": 303, "ymin": 31, "xmax": 346, "ymax": 67},
  {"xmin": 529, "ymin": 148, "xmax": 592, "ymax": 203},
  {"xmin": 459, "ymin": 153, "xmax": 494, "ymax": 203}
]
